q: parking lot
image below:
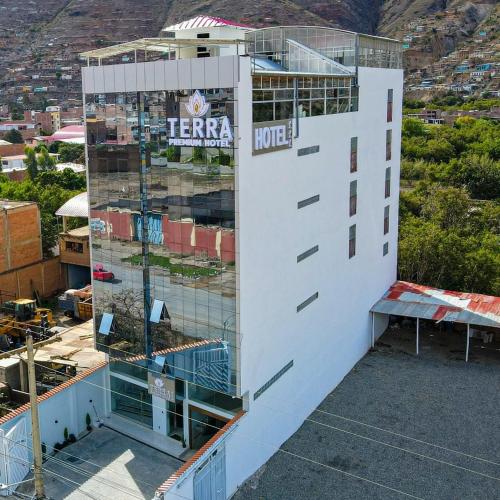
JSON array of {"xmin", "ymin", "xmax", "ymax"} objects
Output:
[
  {"xmin": 18, "ymin": 427, "xmax": 182, "ymax": 499},
  {"xmin": 234, "ymin": 325, "xmax": 500, "ymax": 499}
]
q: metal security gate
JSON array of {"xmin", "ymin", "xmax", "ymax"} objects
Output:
[
  {"xmin": 193, "ymin": 445, "xmax": 226, "ymax": 500},
  {"xmin": 193, "ymin": 344, "xmax": 230, "ymax": 393},
  {"xmin": 0, "ymin": 418, "xmax": 30, "ymax": 496}
]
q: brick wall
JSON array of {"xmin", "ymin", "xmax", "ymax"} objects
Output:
[
  {"xmin": 0, "ymin": 203, "xmax": 42, "ymax": 273},
  {"xmin": 0, "ymin": 144, "xmax": 25, "ymax": 157},
  {"xmin": 0, "ymin": 257, "xmax": 64, "ymax": 299}
]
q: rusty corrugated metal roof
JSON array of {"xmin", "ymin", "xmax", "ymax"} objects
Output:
[{"xmin": 371, "ymin": 281, "xmax": 500, "ymax": 328}]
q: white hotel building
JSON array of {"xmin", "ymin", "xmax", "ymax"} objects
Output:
[{"xmin": 81, "ymin": 16, "xmax": 403, "ymax": 500}]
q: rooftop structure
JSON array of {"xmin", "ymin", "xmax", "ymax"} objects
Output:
[
  {"xmin": 41, "ymin": 124, "xmax": 85, "ymax": 144},
  {"xmin": 80, "ymin": 25, "xmax": 402, "ymax": 72},
  {"xmin": 372, "ymin": 280, "xmax": 500, "ymax": 328},
  {"xmin": 163, "ymin": 15, "xmax": 252, "ymax": 31},
  {"xmin": 55, "ymin": 192, "xmax": 88, "ymax": 218}
]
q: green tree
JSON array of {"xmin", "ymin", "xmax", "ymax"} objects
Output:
[
  {"xmin": 463, "ymin": 234, "xmax": 500, "ymax": 295},
  {"xmin": 402, "ymin": 118, "xmax": 427, "ymax": 138},
  {"xmin": 450, "ymin": 154, "xmax": 500, "ymax": 200},
  {"xmin": 421, "ymin": 186, "xmax": 470, "ymax": 229},
  {"xmin": 3, "ymin": 129, "xmax": 24, "ymax": 144},
  {"xmin": 37, "ymin": 146, "xmax": 56, "ymax": 171},
  {"xmin": 422, "ymin": 138, "xmax": 455, "ymax": 163},
  {"xmin": 36, "ymin": 169, "xmax": 86, "ymax": 190},
  {"xmin": 58, "ymin": 143, "xmax": 85, "ymax": 163},
  {"xmin": 24, "ymin": 146, "xmax": 38, "ymax": 180}
]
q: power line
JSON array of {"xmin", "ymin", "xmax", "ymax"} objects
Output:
[
  {"xmin": 4, "ymin": 361, "xmax": 427, "ymax": 498},
  {"xmin": 0, "ymin": 434, "xmax": 182, "ymax": 500},
  {"xmin": 2, "ymin": 403, "xmax": 424, "ymax": 500},
  {"xmin": 10, "ymin": 328, "xmax": 500, "ymax": 475},
  {"xmin": 277, "ymin": 447, "xmax": 425, "ymax": 500},
  {"xmin": 312, "ymin": 408, "xmax": 500, "ymax": 468},
  {"xmin": 28, "ymin": 358, "xmax": 500, "ymax": 483},
  {"xmin": 7, "ymin": 325, "xmax": 498, "ymax": 496},
  {"xmin": 31, "ymin": 362, "xmax": 500, "ymax": 485}
]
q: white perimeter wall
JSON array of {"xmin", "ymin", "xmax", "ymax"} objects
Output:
[
  {"xmin": 227, "ymin": 62, "xmax": 404, "ymax": 496},
  {"xmin": 0, "ymin": 366, "xmax": 108, "ymax": 458}
]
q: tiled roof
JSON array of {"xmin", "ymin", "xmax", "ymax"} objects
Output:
[
  {"xmin": 124, "ymin": 338, "xmax": 223, "ymax": 363},
  {"xmin": 0, "ymin": 361, "xmax": 108, "ymax": 426},
  {"xmin": 371, "ymin": 281, "xmax": 500, "ymax": 328},
  {"xmin": 164, "ymin": 15, "xmax": 252, "ymax": 31},
  {"xmin": 156, "ymin": 410, "xmax": 245, "ymax": 495}
]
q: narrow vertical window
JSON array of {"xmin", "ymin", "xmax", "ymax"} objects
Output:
[
  {"xmin": 386, "ymin": 129, "xmax": 392, "ymax": 161},
  {"xmin": 349, "ymin": 224, "xmax": 356, "ymax": 259},
  {"xmin": 387, "ymin": 89, "xmax": 393, "ymax": 123},
  {"xmin": 385, "ymin": 167, "xmax": 391, "ymax": 198},
  {"xmin": 350, "ymin": 137, "xmax": 358, "ymax": 173},
  {"xmin": 383, "ymin": 242, "xmax": 389, "ymax": 256},
  {"xmin": 384, "ymin": 205, "xmax": 390, "ymax": 235},
  {"xmin": 349, "ymin": 180, "xmax": 357, "ymax": 216}
]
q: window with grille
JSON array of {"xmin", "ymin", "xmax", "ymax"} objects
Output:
[
  {"xmin": 350, "ymin": 137, "xmax": 358, "ymax": 172},
  {"xmin": 387, "ymin": 89, "xmax": 393, "ymax": 122},
  {"xmin": 349, "ymin": 180, "xmax": 357, "ymax": 216},
  {"xmin": 349, "ymin": 224, "xmax": 356, "ymax": 258},
  {"xmin": 385, "ymin": 167, "xmax": 391, "ymax": 198}
]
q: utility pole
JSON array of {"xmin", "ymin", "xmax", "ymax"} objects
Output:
[{"xmin": 26, "ymin": 329, "xmax": 45, "ymax": 499}]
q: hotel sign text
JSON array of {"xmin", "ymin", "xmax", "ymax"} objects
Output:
[
  {"xmin": 253, "ymin": 119, "xmax": 292, "ymax": 155},
  {"xmin": 168, "ymin": 90, "xmax": 233, "ymax": 148}
]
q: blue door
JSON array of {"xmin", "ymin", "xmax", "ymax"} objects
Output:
[{"xmin": 193, "ymin": 445, "xmax": 226, "ymax": 500}]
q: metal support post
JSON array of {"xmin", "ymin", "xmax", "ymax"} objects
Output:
[
  {"xmin": 416, "ymin": 317, "xmax": 419, "ymax": 355},
  {"xmin": 371, "ymin": 312, "xmax": 375, "ymax": 348},
  {"xmin": 466, "ymin": 323, "xmax": 470, "ymax": 362},
  {"xmin": 26, "ymin": 330, "xmax": 45, "ymax": 499}
]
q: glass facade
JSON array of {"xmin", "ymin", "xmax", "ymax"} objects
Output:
[
  {"xmin": 246, "ymin": 27, "xmax": 403, "ymax": 70},
  {"xmin": 86, "ymin": 88, "xmax": 239, "ymax": 398},
  {"xmin": 252, "ymin": 75, "xmax": 358, "ymax": 123}
]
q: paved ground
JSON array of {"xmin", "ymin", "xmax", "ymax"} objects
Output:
[
  {"xmin": 18, "ymin": 427, "xmax": 182, "ymax": 500},
  {"xmin": 234, "ymin": 324, "xmax": 500, "ymax": 500}
]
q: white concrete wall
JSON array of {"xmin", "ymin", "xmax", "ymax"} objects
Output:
[
  {"xmin": 228, "ymin": 64, "xmax": 403, "ymax": 496},
  {"xmin": 0, "ymin": 366, "xmax": 108, "ymax": 457},
  {"xmin": 81, "ymin": 56, "xmax": 240, "ymax": 95}
]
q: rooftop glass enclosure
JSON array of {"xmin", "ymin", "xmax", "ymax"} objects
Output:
[
  {"xmin": 80, "ymin": 27, "xmax": 401, "ymax": 72},
  {"xmin": 245, "ymin": 27, "xmax": 402, "ymax": 71}
]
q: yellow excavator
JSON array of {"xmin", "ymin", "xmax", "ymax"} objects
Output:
[{"xmin": 0, "ymin": 299, "xmax": 56, "ymax": 337}]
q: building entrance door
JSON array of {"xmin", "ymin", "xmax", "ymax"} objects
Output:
[
  {"xmin": 189, "ymin": 406, "xmax": 228, "ymax": 450},
  {"xmin": 193, "ymin": 444, "xmax": 226, "ymax": 500}
]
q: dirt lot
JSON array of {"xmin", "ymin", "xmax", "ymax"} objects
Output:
[{"xmin": 234, "ymin": 324, "xmax": 500, "ymax": 500}]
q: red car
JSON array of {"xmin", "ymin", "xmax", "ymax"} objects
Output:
[{"xmin": 93, "ymin": 264, "xmax": 114, "ymax": 282}]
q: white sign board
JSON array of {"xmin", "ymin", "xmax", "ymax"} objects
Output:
[{"xmin": 147, "ymin": 373, "xmax": 176, "ymax": 402}]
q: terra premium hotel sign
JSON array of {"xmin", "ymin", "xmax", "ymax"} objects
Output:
[
  {"xmin": 253, "ymin": 119, "xmax": 292, "ymax": 155},
  {"xmin": 148, "ymin": 373, "xmax": 176, "ymax": 402},
  {"xmin": 167, "ymin": 90, "xmax": 233, "ymax": 148}
]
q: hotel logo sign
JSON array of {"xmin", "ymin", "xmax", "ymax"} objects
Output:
[
  {"xmin": 147, "ymin": 373, "xmax": 176, "ymax": 402},
  {"xmin": 167, "ymin": 90, "xmax": 233, "ymax": 148},
  {"xmin": 253, "ymin": 119, "xmax": 292, "ymax": 155}
]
